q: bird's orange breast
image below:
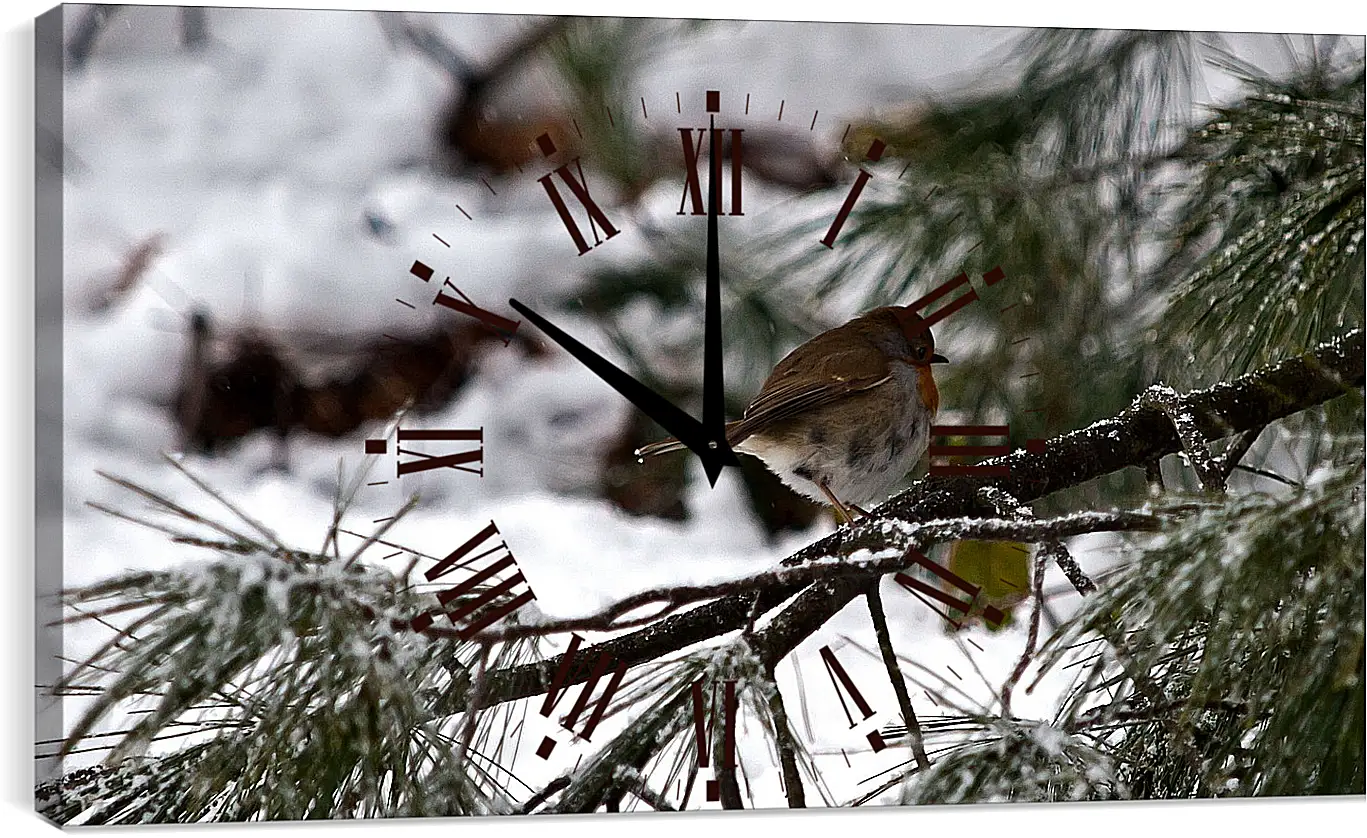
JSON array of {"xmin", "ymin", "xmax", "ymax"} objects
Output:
[{"xmin": 917, "ymin": 366, "xmax": 940, "ymax": 416}]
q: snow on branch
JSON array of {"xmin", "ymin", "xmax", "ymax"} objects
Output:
[
  {"xmin": 427, "ymin": 328, "xmax": 1365, "ymax": 720},
  {"xmin": 454, "ymin": 510, "xmax": 1162, "ymax": 642}
]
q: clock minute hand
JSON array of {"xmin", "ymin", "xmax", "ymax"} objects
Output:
[
  {"xmin": 702, "ymin": 114, "xmax": 741, "ymax": 486},
  {"xmin": 508, "ymin": 298, "xmax": 727, "ymax": 476}
]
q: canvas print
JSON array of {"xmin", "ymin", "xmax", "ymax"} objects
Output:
[{"xmin": 33, "ymin": 3, "xmax": 1365, "ymax": 823}]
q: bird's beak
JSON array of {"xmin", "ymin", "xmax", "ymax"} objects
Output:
[{"xmin": 931, "ymin": 353, "xmax": 949, "ymax": 364}]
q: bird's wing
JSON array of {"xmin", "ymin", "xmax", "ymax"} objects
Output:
[{"xmin": 726, "ymin": 335, "xmax": 891, "ymax": 445}]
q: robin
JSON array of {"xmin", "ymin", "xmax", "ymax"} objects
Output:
[{"xmin": 637, "ymin": 306, "xmax": 947, "ymax": 524}]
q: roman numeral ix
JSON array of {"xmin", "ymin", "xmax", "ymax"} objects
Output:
[{"xmin": 536, "ymin": 132, "xmax": 620, "ymax": 256}]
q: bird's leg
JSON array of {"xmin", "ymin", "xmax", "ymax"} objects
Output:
[{"xmin": 817, "ymin": 480, "xmax": 857, "ymax": 527}]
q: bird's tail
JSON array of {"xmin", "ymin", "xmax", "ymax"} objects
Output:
[
  {"xmin": 634, "ymin": 437, "xmax": 688, "ymax": 460},
  {"xmin": 634, "ymin": 421, "xmax": 746, "ymax": 461}
]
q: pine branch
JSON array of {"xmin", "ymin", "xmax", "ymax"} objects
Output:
[{"xmin": 426, "ymin": 328, "xmax": 1363, "ymax": 721}]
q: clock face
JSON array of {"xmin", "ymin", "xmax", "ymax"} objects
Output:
[{"xmin": 38, "ymin": 3, "xmax": 1366, "ymax": 825}]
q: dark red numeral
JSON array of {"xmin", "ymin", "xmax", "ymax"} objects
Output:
[
  {"xmin": 894, "ymin": 548, "xmax": 1005, "ymax": 628},
  {"xmin": 820, "ymin": 138, "xmax": 885, "ymax": 248},
  {"xmin": 412, "ymin": 262, "xmax": 520, "ymax": 344},
  {"xmin": 929, "ymin": 424, "xmax": 1012, "ymax": 477},
  {"xmin": 678, "ymin": 127, "xmax": 744, "ymax": 216},
  {"xmin": 396, "ymin": 428, "xmax": 484, "ymax": 478},
  {"xmin": 432, "ymin": 280, "xmax": 521, "ymax": 344},
  {"xmin": 691, "ymin": 677, "xmax": 737, "ymax": 802},
  {"xmin": 535, "ymin": 634, "xmax": 629, "ymax": 759},
  {"xmin": 902, "ymin": 266, "xmax": 1008, "ymax": 337},
  {"xmin": 537, "ymin": 133, "xmax": 620, "ymax": 255},
  {"xmin": 818, "ymin": 645, "xmax": 886, "ymax": 752},
  {"xmin": 409, "ymin": 521, "xmax": 535, "ymax": 637}
]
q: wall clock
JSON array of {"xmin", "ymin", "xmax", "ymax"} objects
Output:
[
  {"xmin": 383, "ymin": 89, "xmax": 1024, "ymax": 806},
  {"xmin": 36, "ymin": 3, "xmax": 1366, "ymax": 826}
]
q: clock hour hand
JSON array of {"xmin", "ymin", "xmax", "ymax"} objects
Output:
[{"xmin": 507, "ymin": 298, "xmax": 735, "ymax": 482}]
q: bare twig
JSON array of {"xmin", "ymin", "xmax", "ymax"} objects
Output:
[
  {"xmin": 864, "ymin": 580, "xmax": 931, "ymax": 771},
  {"xmin": 89, "ymin": 234, "xmax": 164, "ymax": 314},
  {"xmin": 1217, "ymin": 423, "xmax": 1266, "ymax": 484},
  {"xmin": 761, "ymin": 661, "xmax": 807, "ymax": 808},
  {"xmin": 1142, "ymin": 386, "xmax": 1224, "ymax": 492},
  {"xmin": 518, "ymin": 775, "xmax": 570, "ymax": 813},
  {"xmin": 452, "ymin": 642, "xmax": 493, "ymax": 773},
  {"xmin": 1050, "ymin": 541, "xmax": 1098, "ymax": 597},
  {"xmin": 161, "ymin": 453, "xmax": 287, "ymax": 552},
  {"xmin": 1001, "ymin": 545, "xmax": 1048, "ymax": 716}
]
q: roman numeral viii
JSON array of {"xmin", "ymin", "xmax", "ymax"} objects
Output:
[{"xmin": 408, "ymin": 521, "xmax": 536, "ymax": 638}]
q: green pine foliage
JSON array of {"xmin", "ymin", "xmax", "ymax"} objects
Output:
[{"xmin": 1039, "ymin": 452, "xmax": 1365, "ymax": 797}]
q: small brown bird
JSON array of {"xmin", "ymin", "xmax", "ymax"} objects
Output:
[{"xmin": 638, "ymin": 307, "xmax": 947, "ymax": 523}]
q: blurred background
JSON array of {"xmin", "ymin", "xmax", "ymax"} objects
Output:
[{"xmin": 43, "ymin": 3, "xmax": 1364, "ymax": 813}]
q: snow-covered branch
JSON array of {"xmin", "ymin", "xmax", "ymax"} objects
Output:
[
  {"xmin": 456, "ymin": 510, "xmax": 1161, "ymax": 642},
  {"xmin": 428, "ymin": 328, "xmax": 1365, "ymax": 720}
]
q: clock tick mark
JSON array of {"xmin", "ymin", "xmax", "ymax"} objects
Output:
[
  {"xmin": 641, "ymin": 96, "xmax": 647, "ymax": 119},
  {"xmin": 1000, "ymin": 303, "xmax": 1020, "ymax": 314},
  {"xmin": 410, "ymin": 260, "xmax": 434, "ymax": 282},
  {"xmin": 675, "ymin": 91, "xmax": 681, "ymax": 114},
  {"xmin": 433, "ymin": 233, "xmax": 450, "ymax": 247},
  {"xmin": 899, "ymin": 162, "xmax": 911, "ymax": 179},
  {"xmin": 480, "ymin": 177, "xmax": 496, "ymax": 196},
  {"xmin": 841, "ymin": 123, "xmax": 851, "ymax": 143},
  {"xmin": 946, "ymin": 665, "xmax": 962, "ymax": 681},
  {"xmin": 457, "ymin": 205, "xmax": 472, "ymax": 221},
  {"xmin": 366, "ymin": 481, "xmax": 388, "ymax": 487},
  {"xmin": 967, "ymin": 638, "xmax": 984, "ymax": 652},
  {"xmin": 395, "ymin": 299, "xmax": 416, "ymax": 310},
  {"xmin": 1020, "ymin": 371, "xmax": 1041, "ymax": 379},
  {"xmin": 744, "ymin": 93, "xmax": 750, "ymax": 115},
  {"xmin": 383, "ymin": 551, "xmax": 403, "ymax": 560},
  {"xmin": 372, "ymin": 516, "xmax": 395, "ymax": 524},
  {"xmin": 810, "ymin": 110, "xmax": 819, "ymax": 130},
  {"xmin": 1012, "ymin": 336, "xmax": 1031, "ymax": 345},
  {"xmin": 777, "ymin": 99, "xmax": 784, "ymax": 121}
]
